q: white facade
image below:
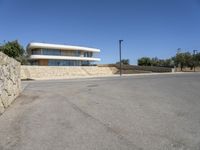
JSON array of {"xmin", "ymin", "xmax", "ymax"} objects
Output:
[{"xmin": 27, "ymin": 42, "xmax": 101, "ymax": 66}]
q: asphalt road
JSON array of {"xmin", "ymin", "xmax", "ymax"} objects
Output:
[{"xmin": 0, "ymin": 73, "xmax": 200, "ymax": 150}]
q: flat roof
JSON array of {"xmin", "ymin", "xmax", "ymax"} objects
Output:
[{"xmin": 27, "ymin": 42, "xmax": 100, "ymax": 53}]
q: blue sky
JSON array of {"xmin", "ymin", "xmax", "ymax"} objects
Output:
[{"xmin": 0, "ymin": 0, "xmax": 200, "ymax": 64}]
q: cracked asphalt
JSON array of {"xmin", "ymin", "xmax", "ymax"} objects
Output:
[{"xmin": 0, "ymin": 73, "xmax": 200, "ymax": 150}]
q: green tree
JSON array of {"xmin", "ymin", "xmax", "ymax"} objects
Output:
[
  {"xmin": 0, "ymin": 40, "xmax": 30, "ymax": 65},
  {"xmin": 16, "ymin": 54, "xmax": 30, "ymax": 65},
  {"xmin": 175, "ymin": 52, "xmax": 193, "ymax": 71},
  {"xmin": 0, "ymin": 40, "xmax": 24, "ymax": 58},
  {"xmin": 175, "ymin": 53, "xmax": 185, "ymax": 70},
  {"xmin": 121, "ymin": 59, "xmax": 130, "ymax": 65},
  {"xmin": 151, "ymin": 57, "xmax": 159, "ymax": 66},
  {"xmin": 138, "ymin": 57, "xmax": 151, "ymax": 66},
  {"xmin": 161, "ymin": 58, "xmax": 174, "ymax": 68},
  {"xmin": 184, "ymin": 52, "xmax": 193, "ymax": 69},
  {"xmin": 194, "ymin": 52, "xmax": 200, "ymax": 66},
  {"xmin": 116, "ymin": 59, "xmax": 130, "ymax": 65}
]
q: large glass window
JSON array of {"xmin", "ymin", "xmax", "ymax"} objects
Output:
[
  {"xmin": 48, "ymin": 60, "xmax": 81, "ymax": 66},
  {"xmin": 81, "ymin": 61, "xmax": 90, "ymax": 66},
  {"xmin": 32, "ymin": 49, "xmax": 41, "ymax": 55},
  {"xmin": 84, "ymin": 52, "xmax": 93, "ymax": 57},
  {"xmin": 60, "ymin": 50, "xmax": 81, "ymax": 56},
  {"xmin": 31, "ymin": 60, "xmax": 39, "ymax": 65},
  {"xmin": 32, "ymin": 49, "xmax": 88, "ymax": 57},
  {"xmin": 43, "ymin": 49, "xmax": 61, "ymax": 55},
  {"xmin": 75, "ymin": 50, "xmax": 81, "ymax": 56}
]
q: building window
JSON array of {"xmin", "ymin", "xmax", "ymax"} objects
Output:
[
  {"xmin": 84, "ymin": 52, "xmax": 93, "ymax": 57},
  {"xmin": 75, "ymin": 50, "xmax": 81, "ymax": 56},
  {"xmin": 32, "ymin": 49, "xmax": 41, "ymax": 55},
  {"xmin": 60, "ymin": 50, "xmax": 81, "ymax": 56},
  {"xmin": 48, "ymin": 60, "xmax": 81, "ymax": 66},
  {"xmin": 48, "ymin": 60, "xmax": 60, "ymax": 66},
  {"xmin": 31, "ymin": 60, "xmax": 39, "ymax": 65},
  {"xmin": 81, "ymin": 61, "xmax": 90, "ymax": 66},
  {"xmin": 43, "ymin": 49, "xmax": 61, "ymax": 55}
]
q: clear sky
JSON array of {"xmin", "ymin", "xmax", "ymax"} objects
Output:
[{"xmin": 0, "ymin": 0, "xmax": 200, "ymax": 64}]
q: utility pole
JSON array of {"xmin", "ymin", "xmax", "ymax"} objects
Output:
[
  {"xmin": 193, "ymin": 50, "xmax": 198, "ymax": 72},
  {"xmin": 119, "ymin": 40, "xmax": 123, "ymax": 76},
  {"xmin": 176, "ymin": 48, "xmax": 181, "ymax": 70}
]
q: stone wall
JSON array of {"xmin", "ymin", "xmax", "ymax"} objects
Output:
[
  {"xmin": 21, "ymin": 64, "xmax": 173, "ymax": 80},
  {"xmin": 21, "ymin": 66, "xmax": 118, "ymax": 80},
  {"xmin": 0, "ymin": 52, "xmax": 21, "ymax": 114}
]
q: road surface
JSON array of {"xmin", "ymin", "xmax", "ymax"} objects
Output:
[{"xmin": 0, "ymin": 73, "xmax": 200, "ymax": 150}]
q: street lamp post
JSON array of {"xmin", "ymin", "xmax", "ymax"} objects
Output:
[
  {"xmin": 119, "ymin": 40, "xmax": 123, "ymax": 76},
  {"xmin": 193, "ymin": 50, "xmax": 198, "ymax": 72}
]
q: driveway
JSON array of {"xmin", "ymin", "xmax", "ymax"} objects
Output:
[{"xmin": 0, "ymin": 73, "xmax": 200, "ymax": 150}]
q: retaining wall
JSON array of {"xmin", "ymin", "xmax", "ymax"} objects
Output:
[
  {"xmin": 21, "ymin": 66, "xmax": 118, "ymax": 80},
  {"xmin": 0, "ymin": 52, "xmax": 21, "ymax": 114}
]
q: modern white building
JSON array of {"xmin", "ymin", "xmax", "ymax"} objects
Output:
[{"xmin": 27, "ymin": 42, "xmax": 101, "ymax": 66}]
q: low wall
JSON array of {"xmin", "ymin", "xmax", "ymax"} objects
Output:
[
  {"xmin": 99, "ymin": 64, "xmax": 172, "ymax": 73},
  {"xmin": 21, "ymin": 64, "xmax": 173, "ymax": 80},
  {"xmin": 124, "ymin": 65, "xmax": 172, "ymax": 72},
  {"xmin": 0, "ymin": 52, "xmax": 21, "ymax": 114},
  {"xmin": 21, "ymin": 66, "xmax": 118, "ymax": 80}
]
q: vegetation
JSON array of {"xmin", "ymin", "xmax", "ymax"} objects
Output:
[
  {"xmin": 194, "ymin": 52, "xmax": 200, "ymax": 66},
  {"xmin": 0, "ymin": 40, "xmax": 29, "ymax": 65},
  {"xmin": 137, "ymin": 57, "xmax": 152, "ymax": 66},
  {"xmin": 138, "ymin": 57, "xmax": 174, "ymax": 68},
  {"xmin": 116, "ymin": 59, "xmax": 130, "ymax": 65},
  {"xmin": 138, "ymin": 49, "xmax": 200, "ymax": 71}
]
